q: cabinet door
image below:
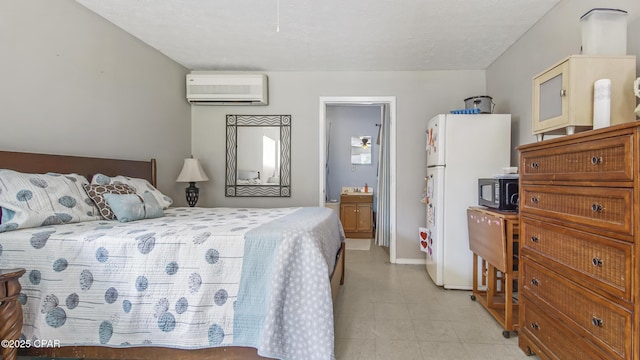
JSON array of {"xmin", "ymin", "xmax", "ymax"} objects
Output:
[
  {"xmin": 356, "ymin": 203, "xmax": 372, "ymax": 232},
  {"xmin": 340, "ymin": 203, "xmax": 358, "ymax": 232},
  {"xmin": 533, "ymin": 61, "xmax": 569, "ymax": 134}
]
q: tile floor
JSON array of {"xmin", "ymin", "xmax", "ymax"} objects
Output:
[{"xmin": 333, "ymin": 240, "xmax": 540, "ymax": 360}]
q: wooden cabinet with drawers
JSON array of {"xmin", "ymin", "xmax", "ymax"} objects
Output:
[
  {"xmin": 340, "ymin": 194, "xmax": 373, "ymax": 238},
  {"xmin": 517, "ymin": 122, "xmax": 640, "ymax": 360}
]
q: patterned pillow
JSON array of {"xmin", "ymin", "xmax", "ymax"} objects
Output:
[
  {"xmin": 83, "ymin": 183, "xmax": 137, "ymax": 220},
  {"xmin": 92, "ymin": 174, "xmax": 173, "ymax": 209},
  {"xmin": 0, "ymin": 170, "xmax": 101, "ymax": 233}
]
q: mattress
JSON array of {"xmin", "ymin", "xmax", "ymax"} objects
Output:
[{"xmin": 0, "ymin": 206, "xmax": 344, "ymax": 360}]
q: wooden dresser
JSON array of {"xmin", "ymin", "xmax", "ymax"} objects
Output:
[{"xmin": 517, "ymin": 122, "xmax": 640, "ymax": 360}]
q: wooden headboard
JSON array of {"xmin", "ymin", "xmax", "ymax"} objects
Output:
[{"xmin": 0, "ymin": 150, "xmax": 157, "ymax": 186}]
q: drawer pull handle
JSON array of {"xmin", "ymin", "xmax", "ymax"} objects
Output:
[
  {"xmin": 592, "ymin": 258, "xmax": 603, "ymax": 267},
  {"xmin": 590, "ymin": 156, "xmax": 602, "ymax": 165},
  {"xmin": 531, "ymin": 322, "xmax": 540, "ymax": 330},
  {"xmin": 530, "ymin": 278, "xmax": 540, "ymax": 286},
  {"xmin": 591, "ymin": 204, "xmax": 603, "ymax": 212},
  {"xmin": 530, "ymin": 162, "xmax": 539, "ymax": 169},
  {"xmin": 531, "ymin": 197, "xmax": 539, "ymax": 204},
  {"xmin": 591, "ymin": 316, "xmax": 604, "ymax": 328},
  {"xmin": 530, "ymin": 236, "xmax": 539, "ymax": 243}
]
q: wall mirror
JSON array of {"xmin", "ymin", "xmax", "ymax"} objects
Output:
[
  {"xmin": 226, "ymin": 115, "xmax": 291, "ymax": 197},
  {"xmin": 351, "ymin": 136, "xmax": 372, "ymax": 165}
]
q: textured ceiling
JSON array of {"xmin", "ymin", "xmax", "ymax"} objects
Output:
[{"xmin": 75, "ymin": 0, "xmax": 561, "ymax": 71}]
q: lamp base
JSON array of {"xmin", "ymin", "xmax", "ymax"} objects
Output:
[{"xmin": 185, "ymin": 182, "xmax": 199, "ymax": 207}]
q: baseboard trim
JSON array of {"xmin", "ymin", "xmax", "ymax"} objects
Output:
[{"xmin": 394, "ymin": 258, "xmax": 426, "ymax": 265}]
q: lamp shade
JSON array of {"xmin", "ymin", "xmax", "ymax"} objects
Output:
[{"xmin": 176, "ymin": 158, "xmax": 209, "ymax": 183}]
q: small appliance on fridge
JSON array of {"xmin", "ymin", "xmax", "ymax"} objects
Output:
[{"xmin": 425, "ymin": 114, "xmax": 511, "ymax": 289}]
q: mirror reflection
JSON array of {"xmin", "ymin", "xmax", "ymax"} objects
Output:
[
  {"xmin": 237, "ymin": 126, "xmax": 281, "ymax": 185},
  {"xmin": 351, "ymin": 136, "xmax": 372, "ymax": 164},
  {"xmin": 226, "ymin": 115, "xmax": 291, "ymax": 197}
]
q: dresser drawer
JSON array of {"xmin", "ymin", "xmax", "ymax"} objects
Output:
[
  {"xmin": 520, "ymin": 134, "xmax": 633, "ymax": 182},
  {"xmin": 521, "ymin": 258, "xmax": 632, "ymax": 359},
  {"xmin": 521, "ymin": 185, "xmax": 633, "ymax": 236},
  {"xmin": 521, "ymin": 217, "xmax": 632, "ymax": 301},
  {"xmin": 520, "ymin": 295, "xmax": 608, "ymax": 360}
]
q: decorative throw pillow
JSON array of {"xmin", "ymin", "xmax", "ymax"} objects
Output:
[
  {"xmin": 0, "ymin": 170, "xmax": 101, "ymax": 233},
  {"xmin": 83, "ymin": 183, "xmax": 137, "ymax": 220},
  {"xmin": 103, "ymin": 192, "xmax": 164, "ymax": 223},
  {"xmin": 92, "ymin": 174, "xmax": 173, "ymax": 209}
]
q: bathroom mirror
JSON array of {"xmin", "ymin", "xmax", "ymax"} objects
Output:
[
  {"xmin": 226, "ymin": 115, "xmax": 291, "ymax": 197},
  {"xmin": 351, "ymin": 136, "xmax": 372, "ymax": 165}
]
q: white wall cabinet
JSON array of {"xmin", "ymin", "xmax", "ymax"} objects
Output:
[{"xmin": 532, "ymin": 55, "xmax": 636, "ymax": 139}]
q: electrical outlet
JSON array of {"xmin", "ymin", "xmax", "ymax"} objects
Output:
[{"xmin": 352, "ymin": 165, "xmax": 356, "ymax": 171}]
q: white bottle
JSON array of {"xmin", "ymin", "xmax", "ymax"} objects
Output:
[{"xmin": 593, "ymin": 78, "xmax": 611, "ymax": 129}]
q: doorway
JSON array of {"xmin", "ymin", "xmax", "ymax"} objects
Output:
[{"xmin": 318, "ymin": 96, "xmax": 397, "ymax": 263}]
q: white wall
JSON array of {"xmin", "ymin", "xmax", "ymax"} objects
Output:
[
  {"xmin": 487, "ymin": 0, "xmax": 640, "ymax": 164},
  {"xmin": 191, "ymin": 70, "xmax": 486, "ymax": 261},
  {"xmin": 0, "ymin": 0, "xmax": 191, "ymax": 204}
]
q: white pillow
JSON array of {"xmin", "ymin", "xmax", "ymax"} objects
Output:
[
  {"xmin": 92, "ymin": 174, "xmax": 173, "ymax": 209},
  {"xmin": 0, "ymin": 170, "xmax": 100, "ymax": 232}
]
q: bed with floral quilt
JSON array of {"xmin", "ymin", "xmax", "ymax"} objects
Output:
[{"xmin": 0, "ymin": 150, "xmax": 345, "ymax": 360}]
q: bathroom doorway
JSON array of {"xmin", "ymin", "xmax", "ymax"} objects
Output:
[{"xmin": 318, "ymin": 96, "xmax": 397, "ymax": 263}]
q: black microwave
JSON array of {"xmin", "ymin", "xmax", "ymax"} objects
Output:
[{"xmin": 478, "ymin": 178, "xmax": 519, "ymax": 211}]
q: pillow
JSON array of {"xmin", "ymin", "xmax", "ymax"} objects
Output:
[
  {"xmin": 83, "ymin": 183, "xmax": 137, "ymax": 220},
  {"xmin": 92, "ymin": 174, "xmax": 173, "ymax": 209},
  {"xmin": 103, "ymin": 192, "xmax": 164, "ymax": 223},
  {"xmin": 0, "ymin": 170, "xmax": 101, "ymax": 233}
]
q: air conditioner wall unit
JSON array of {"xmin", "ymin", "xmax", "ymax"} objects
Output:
[{"xmin": 186, "ymin": 74, "xmax": 268, "ymax": 105}]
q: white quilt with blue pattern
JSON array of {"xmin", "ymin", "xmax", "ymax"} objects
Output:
[{"xmin": 0, "ymin": 207, "xmax": 344, "ymax": 360}]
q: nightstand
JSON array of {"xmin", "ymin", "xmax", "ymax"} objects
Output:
[{"xmin": 0, "ymin": 268, "xmax": 26, "ymax": 360}]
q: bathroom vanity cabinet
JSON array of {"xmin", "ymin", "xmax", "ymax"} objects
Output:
[{"xmin": 340, "ymin": 194, "xmax": 373, "ymax": 238}]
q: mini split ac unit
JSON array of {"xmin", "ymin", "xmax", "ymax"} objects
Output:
[{"xmin": 186, "ymin": 74, "xmax": 268, "ymax": 105}]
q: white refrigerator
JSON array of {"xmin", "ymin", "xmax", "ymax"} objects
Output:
[{"xmin": 425, "ymin": 114, "xmax": 511, "ymax": 289}]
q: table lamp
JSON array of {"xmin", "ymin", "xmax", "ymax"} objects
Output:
[{"xmin": 176, "ymin": 157, "xmax": 209, "ymax": 207}]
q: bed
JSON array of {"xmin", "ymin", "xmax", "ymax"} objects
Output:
[
  {"xmin": 0, "ymin": 150, "xmax": 345, "ymax": 360},
  {"xmin": 236, "ymin": 170, "xmax": 279, "ymax": 185}
]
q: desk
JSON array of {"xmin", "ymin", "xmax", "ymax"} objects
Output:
[
  {"xmin": 0, "ymin": 268, "xmax": 26, "ymax": 360},
  {"xmin": 467, "ymin": 207, "xmax": 519, "ymax": 338}
]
